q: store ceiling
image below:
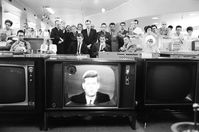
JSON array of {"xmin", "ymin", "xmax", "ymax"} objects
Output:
[{"xmin": 18, "ymin": 0, "xmax": 129, "ymax": 23}]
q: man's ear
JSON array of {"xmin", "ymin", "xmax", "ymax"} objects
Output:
[
  {"xmin": 96, "ymin": 83, "xmax": 100, "ymax": 90},
  {"xmin": 82, "ymin": 83, "xmax": 85, "ymax": 90}
]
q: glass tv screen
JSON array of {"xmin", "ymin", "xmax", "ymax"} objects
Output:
[
  {"xmin": 0, "ymin": 66, "xmax": 26, "ymax": 103},
  {"xmin": 64, "ymin": 64, "xmax": 119, "ymax": 107},
  {"xmin": 146, "ymin": 62, "xmax": 196, "ymax": 103}
]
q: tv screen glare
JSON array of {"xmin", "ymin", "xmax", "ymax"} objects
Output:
[
  {"xmin": 63, "ymin": 64, "xmax": 119, "ymax": 107},
  {"xmin": 0, "ymin": 66, "xmax": 26, "ymax": 103},
  {"xmin": 146, "ymin": 62, "xmax": 196, "ymax": 104}
]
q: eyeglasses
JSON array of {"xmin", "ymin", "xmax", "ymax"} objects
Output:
[{"xmin": 5, "ymin": 24, "xmax": 11, "ymax": 27}]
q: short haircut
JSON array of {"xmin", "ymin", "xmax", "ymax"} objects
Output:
[
  {"xmin": 101, "ymin": 23, "xmax": 107, "ymax": 26},
  {"xmin": 55, "ymin": 20, "xmax": 60, "ymax": 24},
  {"xmin": 168, "ymin": 25, "xmax": 173, "ymax": 29},
  {"xmin": 82, "ymin": 70, "xmax": 99, "ymax": 82},
  {"xmin": 17, "ymin": 30, "xmax": 25, "ymax": 35},
  {"xmin": 124, "ymin": 35, "xmax": 130, "ymax": 39},
  {"xmin": 144, "ymin": 25, "xmax": 152, "ymax": 33},
  {"xmin": 151, "ymin": 25, "xmax": 157, "ymax": 29},
  {"xmin": 77, "ymin": 23, "xmax": 83, "ymax": 27},
  {"xmin": 186, "ymin": 26, "xmax": 193, "ymax": 32},
  {"xmin": 5, "ymin": 19, "xmax": 13, "ymax": 26},
  {"xmin": 99, "ymin": 34, "xmax": 105, "ymax": 38},
  {"xmin": 176, "ymin": 25, "xmax": 182, "ymax": 30},
  {"xmin": 77, "ymin": 33, "xmax": 84, "ymax": 38},
  {"xmin": 120, "ymin": 22, "xmax": 126, "ymax": 26},
  {"xmin": 134, "ymin": 19, "xmax": 139, "ymax": 24},
  {"xmin": 85, "ymin": 20, "xmax": 91, "ymax": 23},
  {"xmin": 71, "ymin": 25, "xmax": 77, "ymax": 28},
  {"xmin": 109, "ymin": 22, "xmax": 115, "ymax": 26}
]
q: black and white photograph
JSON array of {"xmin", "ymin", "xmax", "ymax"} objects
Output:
[{"xmin": 0, "ymin": 0, "xmax": 199, "ymax": 131}]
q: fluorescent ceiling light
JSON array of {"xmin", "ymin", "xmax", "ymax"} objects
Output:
[
  {"xmin": 101, "ymin": 8, "xmax": 106, "ymax": 13},
  {"xmin": 153, "ymin": 22, "xmax": 159, "ymax": 25},
  {"xmin": 189, "ymin": 13, "xmax": 196, "ymax": 16},
  {"xmin": 152, "ymin": 17, "xmax": 159, "ymax": 20},
  {"xmin": 45, "ymin": 7, "xmax": 55, "ymax": 14}
]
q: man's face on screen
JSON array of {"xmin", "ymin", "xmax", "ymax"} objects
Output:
[{"xmin": 82, "ymin": 77, "xmax": 99, "ymax": 97}]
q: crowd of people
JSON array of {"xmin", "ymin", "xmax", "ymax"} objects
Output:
[{"xmin": 0, "ymin": 18, "xmax": 198, "ymax": 57}]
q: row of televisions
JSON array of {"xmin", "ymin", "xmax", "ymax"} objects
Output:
[{"xmin": 0, "ymin": 57, "xmax": 198, "ymax": 110}]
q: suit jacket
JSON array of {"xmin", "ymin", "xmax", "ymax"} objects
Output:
[
  {"xmin": 117, "ymin": 30, "xmax": 128, "ymax": 48},
  {"xmin": 68, "ymin": 41, "xmax": 89, "ymax": 54},
  {"xmin": 82, "ymin": 28, "xmax": 97, "ymax": 45},
  {"xmin": 50, "ymin": 27, "xmax": 60, "ymax": 44},
  {"xmin": 70, "ymin": 92, "xmax": 110, "ymax": 104},
  {"xmin": 90, "ymin": 42, "xmax": 111, "ymax": 58}
]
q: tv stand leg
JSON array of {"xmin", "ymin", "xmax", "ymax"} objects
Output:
[
  {"xmin": 43, "ymin": 112, "xmax": 48, "ymax": 131},
  {"xmin": 128, "ymin": 115, "xmax": 136, "ymax": 130}
]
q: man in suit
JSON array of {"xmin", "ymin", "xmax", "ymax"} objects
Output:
[
  {"xmin": 81, "ymin": 20, "xmax": 97, "ymax": 56},
  {"xmin": 70, "ymin": 70, "xmax": 110, "ymax": 105},
  {"xmin": 68, "ymin": 33, "xmax": 89, "ymax": 55},
  {"xmin": 117, "ymin": 22, "xmax": 128, "ymax": 49},
  {"xmin": 50, "ymin": 20, "xmax": 64, "ymax": 54},
  {"xmin": 90, "ymin": 34, "xmax": 111, "ymax": 58},
  {"xmin": 109, "ymin": 22, "xmax": 118, "ymax": 51},
  {"xmin": 97, "ymin": 23, "xmax": 111, "ymax": 48}
]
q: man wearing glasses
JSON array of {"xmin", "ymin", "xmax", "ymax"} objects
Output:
[{"xmin": 10, "ymin": 30, "xmax": 31, "ymax": 53}]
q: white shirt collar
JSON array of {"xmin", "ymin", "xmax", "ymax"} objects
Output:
[{"xmin": 85, "ymin": 95, "xmax": 96, "ymax": 105}]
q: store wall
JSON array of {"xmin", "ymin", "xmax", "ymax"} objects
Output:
[
  {"xmin": 0, "ymin": 6, "xmax": 2, "ymax": 29},
  {"xmin": 2, "ymin": 0, "xmax": 46, "ymax": 30},
  {"xmin": 85, "ymin": 0, "xmax": 199, "ymax": 27}
]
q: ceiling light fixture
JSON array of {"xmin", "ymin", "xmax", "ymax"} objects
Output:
[
  {"xmin": 189, "ymin": 13, "xmax": 196, "ymax": 16},
  {"xmin": 101, "ymin": 8, "xmax": 106, "ymax": 13},
  {"xmin": 44, "ymin": 6, "xmax": 55, "ymax": 14},
  {"xmin": 152, "ymin": 22, "xmax": 159, "ymax": 25},
  {"xmin": 152, "ymin": 17, "xmax": 159, "ymax": 20}
]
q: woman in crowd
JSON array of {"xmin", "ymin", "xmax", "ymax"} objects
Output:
[
  {"xmin": 0, "ymin": 19, "xmax": 14, "ymax": 40},
  {"xmin": 40, "ymin": 38, "xmax": 57, "ymax": 54},
  {"xmin": 142, "ymin": 25, "xmax": 159, "ymax": 52}
]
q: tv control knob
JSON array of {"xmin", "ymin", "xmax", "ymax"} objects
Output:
[
  {"xmin": 52, "ymin": 103, "xmax": 56, "ymax": 108},
  {"xmin": 28, "ymin": 101, "xmax": 35, "ymax": 106},
  {"xmin": 28, "ymin": 67, "xmax": 34, "ymax": 73}
]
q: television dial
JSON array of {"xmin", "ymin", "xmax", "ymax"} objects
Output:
[{"xmin": 28, "ymin": 67, "xmax": 34, "ymax": 73}]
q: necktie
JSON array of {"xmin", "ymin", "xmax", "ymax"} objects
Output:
[
  {"xmin": 77, "ymin": 43, "xmax": 80, "ymax": 54},
  {"xmin": 99, "ymin": 44, "xmax": 102, "ymax": 52},
  {"xmin": 87, "ymin": 29, "xmax": 90, "ymax": 36},
  {"xmin": 90, "ymin": 99, "xmax": 92, "ymax": 105}
]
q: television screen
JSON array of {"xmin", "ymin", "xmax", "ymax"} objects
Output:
[
  {"xmin": 0, "ymin": 66, "xmax": 26, "ymax": 103},
  {"xmin": 146, "ymin": 62, "xmax": 196, "ymax": 104},
  {"xmin": 63, "ymin": 64, "xmax": 119, "ymax": 107}
]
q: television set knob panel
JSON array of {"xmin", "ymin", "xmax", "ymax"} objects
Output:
[
  {"xmin": 52, "ymin": 103, "xmax": 56, "ymax": 108},
  {"xmin": 28, "ymin": 66, "xmax": 34, "ymax": 73},
  {"xmin": 28, "ymin": 101, "xmax": 35, "ymax": 106}
]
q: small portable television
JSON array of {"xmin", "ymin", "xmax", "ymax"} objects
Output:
[
  {"xmin": 45, "ymin": 57, "xmax": 136, "ymax": 109},
  {"xmin": 0, "ymin": 60, "xmax": 35, "ymax": 110},
  {"xmin": 137, "ymin": 59, "xmax": 197, "ymax": 106},
  {"xmin": 192, "ymin": 40, "xmax": 199, "ymax": 51}
]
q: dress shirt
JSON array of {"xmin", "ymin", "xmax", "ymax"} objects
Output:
[
  {"xmin": 87, "ymin": 29, "xmax": 90, "ymax": 36},
  {"xmin": 86, "ymin": 95, "xmax": 96, "ymax": 105},
  {"xmin": 77, "ymin": 42, "xmax": 83, "ymax": 54},
  {"xmin": 99, "ymin": 42, "xmax": 106, "ymax": 51}
]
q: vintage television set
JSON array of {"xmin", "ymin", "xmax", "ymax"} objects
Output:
[
  {"xmin": 136, "ymin": 58, "xmax": 198, "ymax": 108},
  {"xmin": 0, "ymin": 60, "xmax": 35, "ymax": 110},
  {"xmin": 44, "ymin": 57, "xmax": 136, "ymax": 130}
]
